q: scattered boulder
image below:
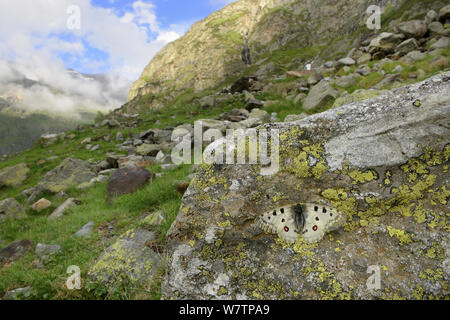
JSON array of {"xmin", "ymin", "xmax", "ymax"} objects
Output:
[
  {"xmin": 88, "ymin": 228, "xmax": 162, "ymax": 292},
  {"xmin": 33, "ymin": 158, "xmax": 96, "ymax": 195},
  {"xmin": 142, "ymin": 211, "xmax": 166, "ymax": 227},
  {"xmin": 0, "ymin": 239, "xmax": 33, "ymax": 266},
  {"xmin": 248, "ymin": 109, "xmax": 269, "ymax": 122},
  {"xmin": 395, "ymin": 38, "xmax": 418, "ymax": 56},
  {"xmin": 154, "ymin": 129, "xmax": 173, "ymax": 144},
  {"xmin": 48, "ymin": 198, "xmax": 80, "ymax": 220},
  {"xmin": 2, "ymin": 286, "xmax": 32, "ymax": 300},
  {"xmin": 0, "ymin": 198, "xmax": 26, "ymax": 221},
  {"xmin": 199, "ymin": 95, "xmax": 216, "ymax": 108},
  {"xmin": 430, "ymin": 37, "xmax": 450, "ymax": 50},
  {"xmin": 334, "ymin": 74, "xmax": 359, "ymax": 88},
  {"xmin": 303, "ymin": 79, "xmax": 339, "ymax": 110},
  {"xmin": 137, "ymin": 144, "xmax": 162, "ymax": 157},
  {"xmin": 0, "ymin": 163, "xmax": 29, "ymax": 188},
  {"xmin": 401, "ymin": 50, "xmax": 427, "ymax": 64},
  {"xmin": 38, "ymin": 134, "xmax": 59, "ymax": 146},
  {"xmin": 101, "ymin": 119, "xmax": 120, "ymax": 128},
  {"xmin": 425, "ymin": 10, "xmax": 438, "ymax": 24},
  {"xmin": 196, "ymin": 119, "xmax": 226, "ymax": 133},
  {"xmin": 357, "ymin": 53, "xmax": 372, "ymax": 65},
  {"xmin": 35, "ymin": 243, "xmax": 61, "ymax": 260},
  {"xmin": 439, "ymin": 4, "xmax": 450, "ymax": 22},
  {"xmin": 337, "ymin": 57, "xmax": 355, "ymax": 67},
  {"xmin": 373, "ymin": 73, "xmax": 400, "ymax": 89},
  {"xmin": 395, "ymin": 20, "xmax": 428, "ymax": 38},
  {"xmin": 107, "ymin": 167, "xmax": 153, "ymax": 199},
  {"xmin": 75, "ymin": 222, "xmax": 95, "ymax": 238},
  {"xmin": 230, "ymin": 76, "xmax": 254, "ymax": 93},
  {"xmin": 428, "ymin": 22, "xmax": 450, "ymax": 36},
  {"xmin": 368, "ymin": 32, "xmax": 403, "ymax": 54},
  {"xmin": 245, "ymin": 99, "xmax": 264, "ymax": 111},
  {"xmin": 31, "ymin": 198, "xmax": 52, "ymax": 212}
]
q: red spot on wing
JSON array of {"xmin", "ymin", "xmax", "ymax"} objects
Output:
[{"xmin": 313, "ymin": 225, "xmax": 318, "ymax": 231}]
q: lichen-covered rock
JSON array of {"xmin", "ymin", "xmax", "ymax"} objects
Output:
[
  {"xmin": 162, "ymin": 73, "xmax": 450, "ymax": 300},
  {"xmin": 303, "ymin": 79, "xmax": 338, "ymax": 111},
  {"xmin": 332, "ymin": 89, "xmax": 387, "ymax": 108},
  {"xmin": 0, "ymin": 240, "xmax": 33, "ymax": 266},
  {"xmin": 0, "ymin": 198, "xmax": 26, "ymax": 221},
  {"xmin": 395, "ymin": 20, "xmax": 428, "ymax": 38},
  {"xmin": 0, "ymin": 163, "xmax": 29, "ymax": 188},
  {"xmin": 34, "ymin": 158, "xmax": 96, "ymax": 195},
  {"xmin": 88, "ymin": 228, "xmax": 162, "ymax": 292}
]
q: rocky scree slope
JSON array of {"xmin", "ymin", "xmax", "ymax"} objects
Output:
[{"xmin": 123, "ymin": 0, "xmax": 446, "ymax": 112}]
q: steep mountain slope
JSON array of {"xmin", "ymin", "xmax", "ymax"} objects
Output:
[
  {"xmin": 0, "ymin": 66, "xmax": 129, "ymax": 156},
  {"xmin": 124, "ymin": 0, "xmax": 445, "ymax": 112}
]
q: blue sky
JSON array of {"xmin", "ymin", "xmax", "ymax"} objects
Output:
[
  {"xmin": 0, "ymin": 0, "xmax": 236, "ymax": 80},
  {"xmin": 0, "ymin": 0, "xmax": 236, "ymax": 112}
]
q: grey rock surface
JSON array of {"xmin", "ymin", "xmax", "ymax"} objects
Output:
[{"xmin": 161, "ymin": 73, "xmax": 450, "ymax": 300}]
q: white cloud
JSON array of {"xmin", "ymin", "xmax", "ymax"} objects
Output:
[{"xmin": 0, "ymin": 0, "xmax": 189, "ymax": 116}]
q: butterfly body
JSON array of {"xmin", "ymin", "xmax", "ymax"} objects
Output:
[{"xmin": 256, "ymin": 202, "xmax": 344, "ymax": 244}]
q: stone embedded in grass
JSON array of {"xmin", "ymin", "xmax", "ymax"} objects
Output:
[
  {"xmin": 2, "ymin": 286, "xmax": 32, "ymax": 300},
  {"xmin": 439, "ymin": 5, "xmax": 450, "ymax": 22},
  {"xmin": 48, "ymin": 198, "xmax": 80, "ymax": 220},
  {"xmin": 88, "ymin": 228, "xmax": 162, "ymax": 293},
  {"xmin": 32, "ymin": 158, "xmax": 96, "ymax": 198},
  {"xmin": 337, "ymin": 57, "xmax": 355, "ymax": 67},
  {"xmin": 107, "ymin": 167, "xmax": 153, "ymax": 199},
  {"xmin": 395, "ymin": 20, "xmax": 427, "ymax": 39},
  {"xmin": 0, "ymin": 163, "xmax": 29, "ymax": 188},
  {"xmin": 430, "ymin": 37, "xmax": 450, "ymax": 50},
  {"xmin": 0, "ymin": 198, "xmax": 27, "ymax": 221},
  {"xmin": 31, "ymin": 198, "xmax": 52, "ymax": 212},
  {"xmin": 0, "ymin": 239, "xmax": 33, "ymax": 266},
  {"xmin": 303, "ymin": 79, "xmax": 338, "ymax": 110},
  {"xmin": 75, "ymin": 221, "xmax": 95, "ymax": 238},
  {"xmin": 395, "ymin": 38, "xmax": 418, "ymax": 56},
  {"xmin": 248, "ymin": 108, "xmax": 269, "ymax": 122},
  {"xmin": 35, "ymin": 243, "xmax": 61, "ymax": 260},
  {"xmin": 142, "ymin": 211, "xmax": 166, "ymax": 227},
  {"xmin": 136, "ymin": 143, "xmax": 162, "ymax": 156}
]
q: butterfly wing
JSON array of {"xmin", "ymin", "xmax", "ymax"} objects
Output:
[{"xmin": 301, "ymin": 203, "xmax": 343, "ymax": 243}]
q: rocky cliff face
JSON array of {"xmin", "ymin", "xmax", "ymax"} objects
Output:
[{"xmin": 124, "ymin": 0, "xmax": 444, "ymax": 112}]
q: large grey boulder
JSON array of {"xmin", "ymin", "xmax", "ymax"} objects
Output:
[
  {"xmin": 32, "ymin": 158, "xmax": 96, "ymax": 196},
  {"xmin": 0, "ymin": 163, "xmax": 29, "ymax": 188},
  {"xmin": 439, "ymin": 5, "xmax": 450, "ymax": 22},
  {"xmin": 88, "ymin": 228, "xmax": 162, "ymax": 292},
  {"xmin": 161, "ymin": 73, "xmax": 450, "ymax": 300},
  {"xmin": 395, "ymin": 20, "xmax": 428, "ymax": 38},
  {"xmin": 107, "ymin": 167, "xmax": 153, "ymax": 199},
  {"xmin": 395, "ymin": 38, "xmax": 418, "ymax": 56},
  {"xmin": 0, "ymin": 198, "xmax": 26, "ymax": 221},
  {"xmin": 0, "ymin": 240, "xmax": 33, "ymax": 266},
  {"xmin": 303, "ymin": 79, "xmax": 339, "ymax": 110},
  {"xmin": 368, "ymin": 32, "xmax": 403, "ymax": 54},
  {"xmin": 430, "ymin": 37, "xmax": 450, "ymax": 50}
]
